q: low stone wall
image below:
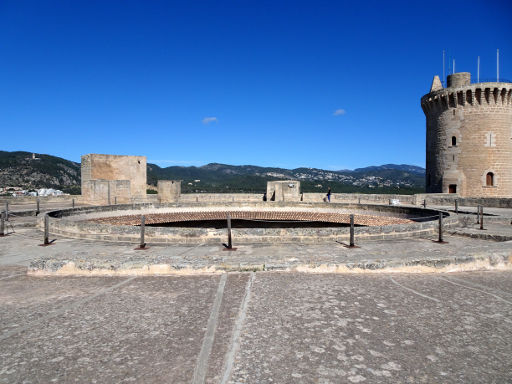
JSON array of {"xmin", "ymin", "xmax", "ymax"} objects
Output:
[
  {"xmin": 0, "ymin": 195, "xmax": 82, "ymax": 205},
  {"xmin": 7, "ymin": 191, "xmax": 511, "ymax": 209},
  {"xmin": 179, "ymin": 193, "xmax": 263, "ymax": 203},
  {"xmin": 40, "ymin": 203, "xmax": 456, "ymax": 245},
  {"xmin": 302, "ymin": 193, "xmax": 416, "ymax": 204},
  {"xmin": 415, "ymin": 193, "xmax": 512, "ymax": 208}
]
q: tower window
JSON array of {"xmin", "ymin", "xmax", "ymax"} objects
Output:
[
  {"xmin": 485, "ymin": 132, "xmax": 496, "ymax": 147},
  {"xmin": 486, "ymin": 172, "xmax": 494, "ymax": 186},
  {"xmin": 451, "ymin": 136, "xmax": 457, "ymax": 146}
]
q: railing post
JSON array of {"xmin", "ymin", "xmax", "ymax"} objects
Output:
[
  {"xmin": 227, "ymin": 214, "xmax": 232, "ymax": 249},
  {"xmin": 476, "ymin": 205, "xmax": 481, "ymax": 224},
  {"xmin": 36, "ymin": 198, "xmax": 40, "ymax": 216},
  {"xmin": 114, "ymin": 196, "xmax": 117, "ymax": 205},
  {"xmin": 454, "ymin": 199, "xmax": 458, "ymax": 214},
  {"xmin": 44, "ymin": 214, "xmax": 50, "ymax": 245},
  {"xmin": 438, "ymin": 212, "xmax": 443, "ymax": 243},
  {"xmin": 480, "ymin": 206, "xmax": 484, "ymax": 230},
  {"xmin": 5, "ymin": 202, "xmax": 8, "ymax": 221},
  {"xmin": 0, "ymin": 212, "xmax": 5, "ymax": 237},
  {"xmin": 349, "ymin": 214, "xmax": 355, "ymax": 247},
  {"xmin": 423, "ymin": 199, "xmax": 427, "ymax": 209},
  {"xmin": 140, "ymin": 215, "xmax": 146, "ymax": 248},
  {"xmin": 72, "ymin": 198, "xmax": 75, "ymax": 209}
]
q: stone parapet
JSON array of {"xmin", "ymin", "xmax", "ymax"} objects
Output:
[
  {"xmin": 157, "ymin": 180, "xmax": 181, "ymax": 203},
  {"xmin": 40, "ymin": 203, "xmax": 456, "ymax": 245}
]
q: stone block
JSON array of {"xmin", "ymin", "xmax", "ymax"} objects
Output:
[
  {"xmin": 81, "ymin": 180, "xmax": 131, "ymax": 205},
  {"xmin": 157, "ymin": 180, "xmax": 181, "ymax": 203},
  {"xmin": 266, "ymin": 180, "xmax": 301, "ymax": 202},
  {"xmin": 81, "ymin": 154, "xmax": 147, "ymax": 203}
]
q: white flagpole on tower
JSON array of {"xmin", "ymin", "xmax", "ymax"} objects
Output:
[
  {"xmin": 497, "ymin": 49, "xmax": 500, "ymax": 82},
  {"xmin": 443, "ymin": 50, "xmax": 446, "ymax": 84},
  {"xmin": 477, "ymin": 56, "xmax": 480, "ymax": 83}
]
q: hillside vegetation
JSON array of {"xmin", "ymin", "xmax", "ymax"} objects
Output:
[{"xmin": 0, "ymin": 151, "xmax": 425, "ymax": 194}]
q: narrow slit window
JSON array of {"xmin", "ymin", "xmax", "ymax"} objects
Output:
[
  {"xmin": 451, "ymin": 136, "xmax": 457, "ymax": 146},
  {"xmin": 486, "ymin": 172, "xmax": 494, "ymax": 186}
]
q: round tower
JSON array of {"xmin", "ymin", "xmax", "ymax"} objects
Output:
[{"xmin": 421, "ymin": 72, "xmax": 512, "ymax": 197}]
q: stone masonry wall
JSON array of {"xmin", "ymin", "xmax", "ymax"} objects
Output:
[
  {"xmin": 422, "ymin": 75, "xmax": 512, "ymax": 197},
  {"xmin": 81, "ymin": 154, "xmax": 147, "ymax": 201},
  {"xmin": 157, "ymin": 180, "xmax": 181, "ymax": 203},
  {"xmin": 4, "ymin": 192, "xmax": 512, "ymax": 209},
  {"xmin": 266, "ymin": 181, "xmax": 301, "ymax": 201},
  {"xmin": 81, "ymin": 180, "xmax": 131, "ymax": 205}
]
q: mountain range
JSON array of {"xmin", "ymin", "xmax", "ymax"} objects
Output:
[{"xmin": 0, "ymin": 151, "xmax": 425, "ymax": 195}]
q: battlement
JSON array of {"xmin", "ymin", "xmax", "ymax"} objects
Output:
[
  {"xmin": 422, "ymin": 71, "xmax": 512, "ymax": 198},
  {"xmin": 421, "ymin": 82, "xmax": 512, "ymax": 114}
]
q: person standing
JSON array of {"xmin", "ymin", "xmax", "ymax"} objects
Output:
[{"xmin": 326, "ymin": 187, "xmax": 331, "ymax": 203}]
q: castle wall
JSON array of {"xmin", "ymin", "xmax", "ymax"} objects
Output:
[
  {"xmin": 157, "ymin": 180, "xmax": 181, "ymax": 203},
  {"xmin": 81, "ymin": 180, "xmax": 131, "ymax": 205},
  {"xmin": 81, "ymin": 154, "xmax": 147, "ymax": 202},
  {"xmin": 422, "ymin": 75, "xmax": 512, "ymax": 197},
  {"xmin": 3, "ymin": 192, "xmax": 512, "ymax": 210},
  {"xmin": 266, "ymin": 181, "xmax": 301, "ymax": 201}
]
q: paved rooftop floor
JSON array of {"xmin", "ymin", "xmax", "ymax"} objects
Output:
[
  {"xmin": 1, "ymin": 202, "xmax": 512, "ymax": 383},
  {"xmin": 0, "ymin": 268, "xmax": 511, "ymax": 383},
  {"xmin": 0, "ymin": 226, "xmax": 511, "ymax": 274}
]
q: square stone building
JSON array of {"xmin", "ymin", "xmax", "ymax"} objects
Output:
[
  {"xmin": 267, "ymin": 180, "xmax": 301, "ymax": 202},
  {"xmin": 81, "ymin": 154, "xmax": 147, "ymax": 204}
]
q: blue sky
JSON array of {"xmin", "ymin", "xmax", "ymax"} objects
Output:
[{"xmin": 1, "ymin": 1, "xmax": 511, "ymax": 170}]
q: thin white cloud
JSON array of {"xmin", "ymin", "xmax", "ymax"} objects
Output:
[
  {"xmin": 333, "ymin": 108, "xmax": 346, "ymax": 116},
  {"xmin": 202, "ymin": 116, "xmax": 218, "ymax": 125}
]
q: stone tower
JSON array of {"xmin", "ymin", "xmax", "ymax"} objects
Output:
[{"xmin": 421, "ymin": 72, "xmax": 512, "ymax": 197}]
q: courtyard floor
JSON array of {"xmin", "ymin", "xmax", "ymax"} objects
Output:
[{"xmin": 1, "ymin": 203, "xmax": 511, "ymax": 383}]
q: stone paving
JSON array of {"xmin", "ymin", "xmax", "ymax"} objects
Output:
[
  {"xmin": 0, "ymin": 227, "xmax": 510, "ymax": 275},
  {"xmin": 0, "ymin": 268, "xmax": 511, "ymax": 383},
  {"xmin": 1, "ymin": 202, "xmax": 512, "ymax": 382}
]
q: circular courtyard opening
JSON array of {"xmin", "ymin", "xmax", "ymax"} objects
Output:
[{"xmin": 41, "ymin": 203, "xmax": 457, "ymax": 245}]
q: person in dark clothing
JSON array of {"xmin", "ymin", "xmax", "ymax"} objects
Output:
[
  {"xmin": 263, "ymin": 192, "xmax": 267, "ymax": 202},
  {"xmin": 326, "ymin": 187, "xmax": 331, "ymax": 202}
]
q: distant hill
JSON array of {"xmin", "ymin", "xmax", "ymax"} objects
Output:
[
  {"xmin": 0, "ymin": 151, "xmax": 425, "ymax": 194},
  {"xmin": 0, "ymin": 151, "xmax": 81, "ymax": 194},
  {"xmin": 352, "ymin": 164, "xmax": 425, "ymax": 174},
  {"xmin": 147, "ymin": 162, "xmax": 425, "ymax": 194}
]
